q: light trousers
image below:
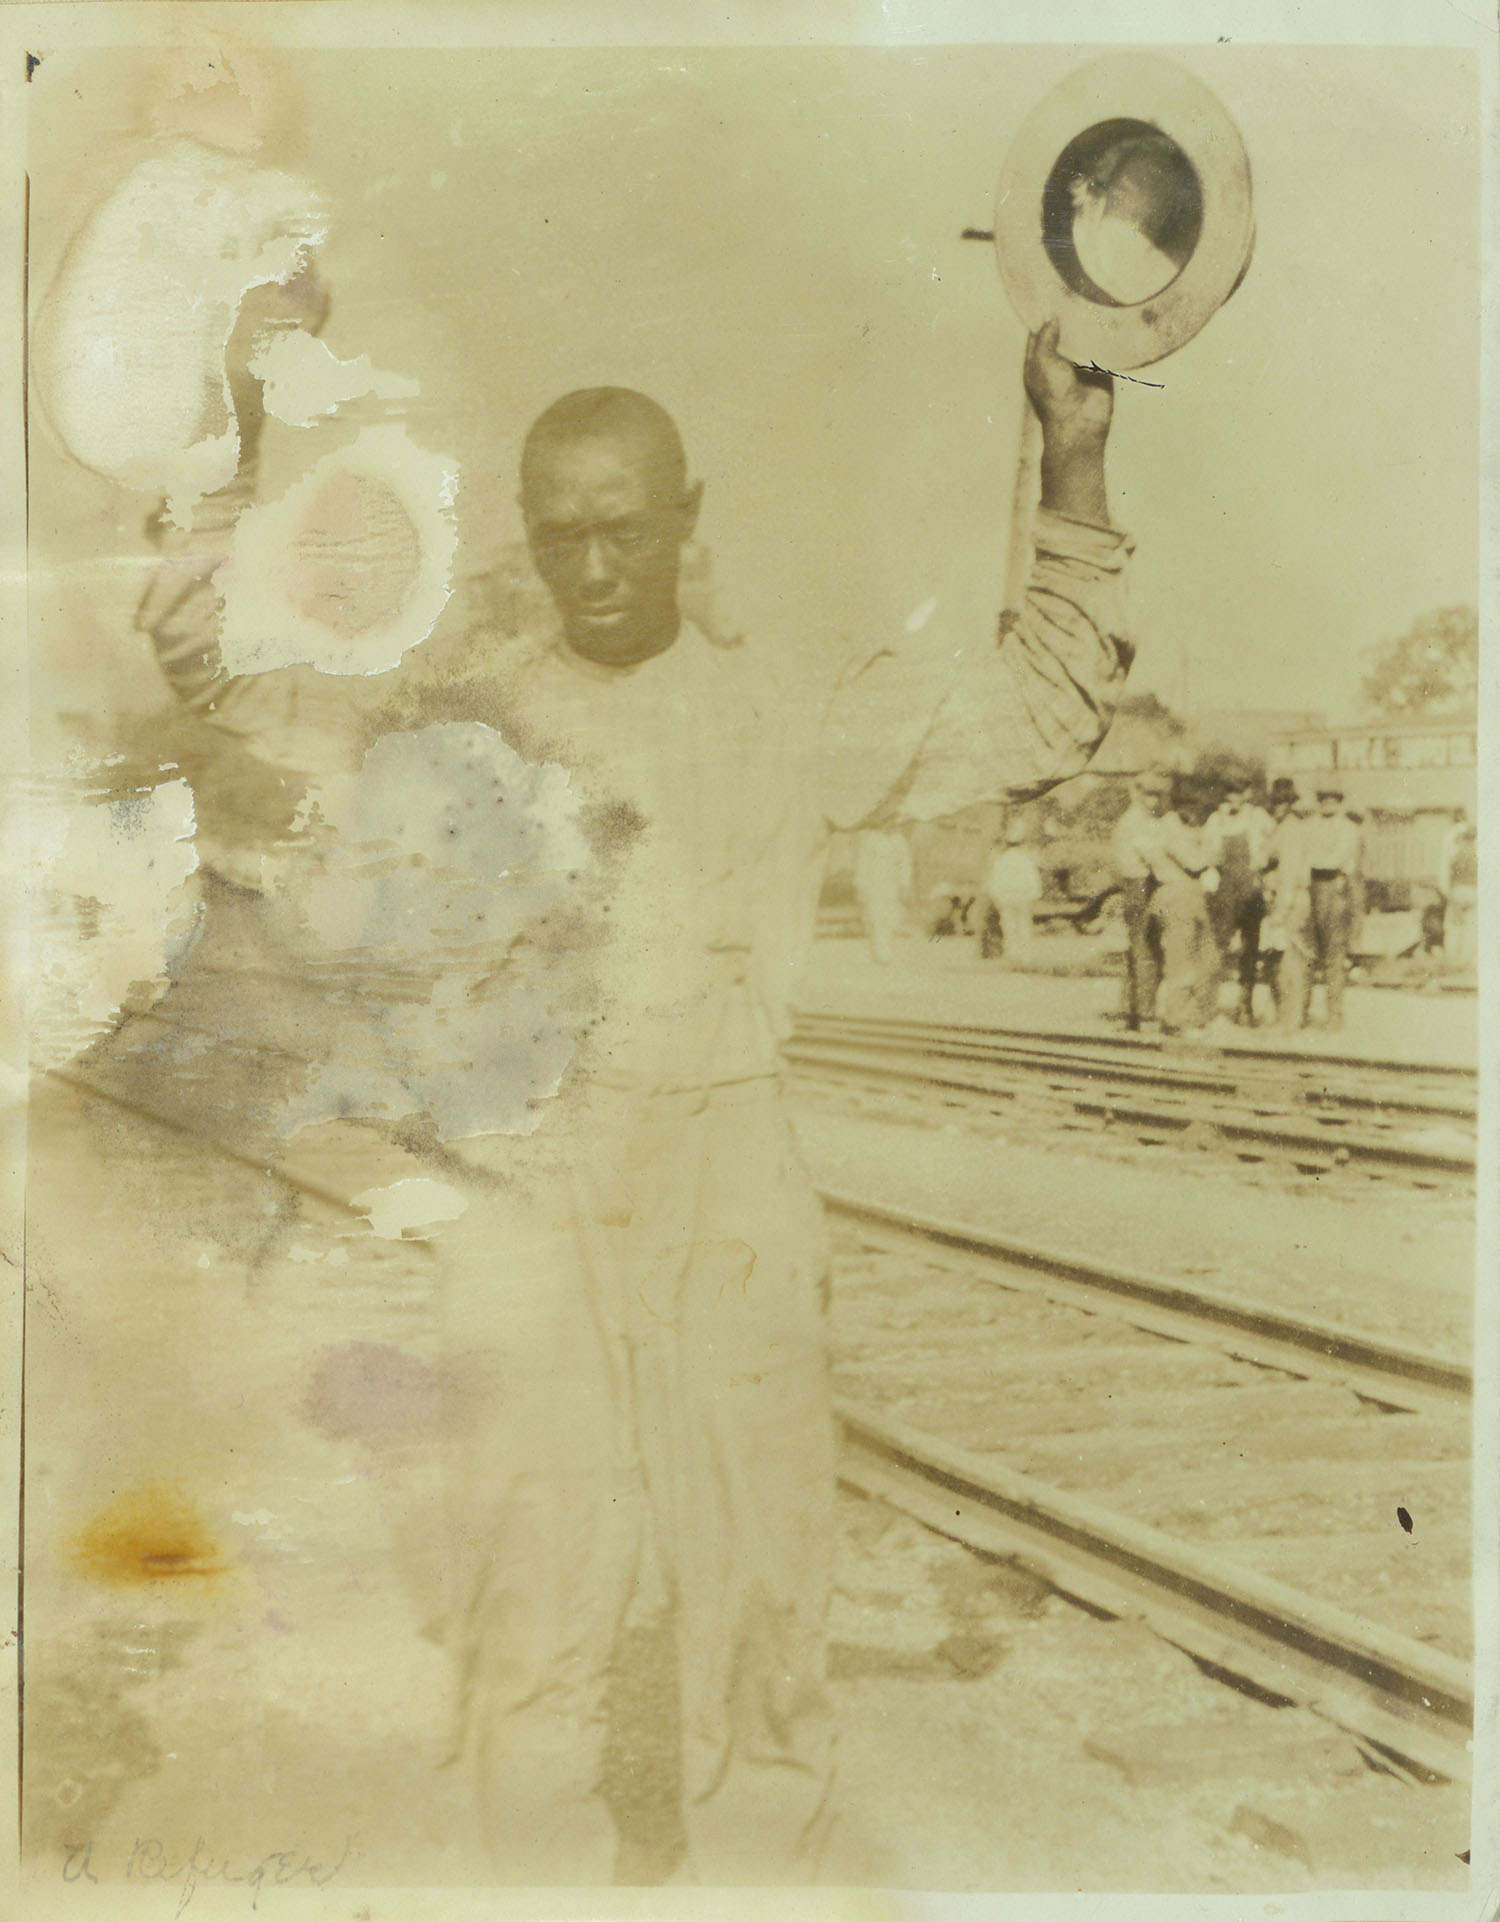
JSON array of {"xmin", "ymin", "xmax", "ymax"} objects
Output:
[{"xmin": 440, "ymin": 1078, "xmax": 840, "ymax": 1886}]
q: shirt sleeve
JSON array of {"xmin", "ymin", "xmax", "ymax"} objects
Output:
[{"xmin": 818, "ymin": 508, "xmax": 1134, "ymax": 829}]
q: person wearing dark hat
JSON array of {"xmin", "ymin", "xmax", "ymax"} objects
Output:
[
  {"xmin": 1202, "ymin": 775, "xmax": 1274, "ymax": 1026},
  {"xmin": 1298, "ymin": 777, "xmax": 1362, "ymax": 1030}
]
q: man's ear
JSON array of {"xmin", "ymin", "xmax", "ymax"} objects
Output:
[{"xmin": 680, "ymin": 480, "xmax": 704, "ymax": 541}]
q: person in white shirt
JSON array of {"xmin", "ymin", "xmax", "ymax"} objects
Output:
[
  {"xmin": 1110, "ymin": 767, "xmax": 1172, "ymax": 1028},
  {"xmin": 1298, "ymin": 779, "xmax": 1362, "ymax": 1030},
  {"xmin": 980, "ymin": 818, "xmax": 1044, "ymax": 965},
  {"xmin": 404, "ymin": 334, "xmax": 1132, "ymax": 1882},
  {"xmin": 852, "ymin": 828, "xmax": 913, "ymax": 965},
  {"xmin": 1201, "ymin": 777, "xmax": 1276, "ymax": 1026},
  {"xmin": 1152, "ymin": 779, "xmax": 1220, "ymax": 1035}
]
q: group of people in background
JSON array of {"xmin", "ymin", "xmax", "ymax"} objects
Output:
[
  {"xmin": 1112, "ymin": 769, "xmax": 1364, "ymax": 1036},
  {"xmin": 853, "ymin": 778, "xmax": 1475, "ymax": 1024}
]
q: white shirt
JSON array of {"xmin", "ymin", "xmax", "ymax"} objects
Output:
[
  {"xmin": 1203, "ymin": 804, "xmax": 1275, "ymax": 873},
  {"xmin": 1300, "ymin": 811, "xmax": 1362, "ymax": 875},
  {"xmin": 984, "ymin": 847, "xmax": 1042, "ymax": 905},
  {"xmin": 1112, "ymin": 800, "xmax": 1166, "ymax": 881},
  {"xmin": 137, "ymin": 505, "xmax": 1136, "ymax": 1120}
]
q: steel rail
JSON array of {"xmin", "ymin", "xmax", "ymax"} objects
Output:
[
  {"xmin": 793, "ymin": 1010, "xmax": 1477, "ymax": 1122},
  {"xmin": 54, "ymin": 1073, "xmax": 1470, "ymax": 1777},
  {"xmin": 794, "ymin": 1006, "xmax": 1478, "ymax": 1089},
  {"xmin": 837, "ymin": 1401, "xmax": 1473, "ymax": 1781},
  {"xmin": 48, "ymin": 1069, "xmax": 440, "ymax": 1236},
  {"xmin": 785, "ymin": 1041, "xmax": 1476, "ymax": 1179},
  {"xmin": 64, "ymin": 1070, "xmax": 1469, "ymax": 1404},
  {"xmin": 802, "ymin": 1019, "xmax": 1240, "ymax": 1097},
  {"xmin": 822, "ymin": 1190, "xmax": 1471, "ymax": 1410}
]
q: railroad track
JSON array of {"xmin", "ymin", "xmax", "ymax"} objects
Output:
[
  {"xmin": 785, "ymin": 1011, "xmax": 1476, "ymax": 1185},
  {"xmin": 794, "ymin": 1008, "xmax": 1478, "ymax": 1109},
  {"xmin": 51, "ymin": 1071, "xmax": 1474, "ymax": 1779},
  {"xmin": 827, "ymin": 1195, "xmax": 1472, "ymax": 1780}
]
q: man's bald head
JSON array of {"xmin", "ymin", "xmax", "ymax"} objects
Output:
[
  {"xmin": 521, "ymin": 387, "xmax": 688, "ymax": 508},
  {"xmin": 520, "ymin": 386, "xmax": 701, "ymax": 667}
]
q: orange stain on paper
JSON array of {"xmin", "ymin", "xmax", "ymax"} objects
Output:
[{"xmin": 68, "ymin": 1482, "xmax": 227, "ymax": 1588}]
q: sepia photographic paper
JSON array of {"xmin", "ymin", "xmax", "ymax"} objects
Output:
[{"xmin": 1, "ymin": 4, "xmax": 1494, "ymax": 1919}]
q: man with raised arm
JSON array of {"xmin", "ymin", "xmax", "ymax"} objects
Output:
[{"xmin": 424, "ymin": 321, "xmax": 1136, "ymax": 1885}]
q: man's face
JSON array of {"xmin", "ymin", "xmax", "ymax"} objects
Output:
[
  {"xmin": 1136, "ymin": 780, "xmax": 1168, "ymax": 818},
  {"xmin": 1318, "ymin": 792, "xmax": 1341, "ymax": 817},
  {"xmin": 522, "ymin": 431, "xmax": 700, "ymax": 666},
  {"xmin": 1221, "ymin": 787, "xmax": 1247, "ymax": 816}
]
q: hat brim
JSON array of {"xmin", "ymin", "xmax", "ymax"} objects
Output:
[{"xmin": 994, "ymin": 53, "xmax": 1255, "ymax": 371}]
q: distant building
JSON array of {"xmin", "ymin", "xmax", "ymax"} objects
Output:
[
  {"xmin": 1266, "ymin": 715, "xmax": 1476, "ymax": 896},
  {"xmin": 1188, "ymin": 708, "xmax": 1327, "ymax": 764}
]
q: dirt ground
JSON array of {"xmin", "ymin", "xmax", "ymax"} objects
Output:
[
  {"xmin": 792, "ymin": 1099, "xmax": 1473, "ymax": 1356},
  {"xmin": 18, "ymin": 948, "xmax": 1480, "ymax": 1901},
  {"xmin": 828, "ymin": 1492, "xmax": 1470, "ymax": 1892},
  {"xmin": 23, "ymin": 1481, "xmax": 1472, "ymax": 1898}
]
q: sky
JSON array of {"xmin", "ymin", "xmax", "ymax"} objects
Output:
[{"xmin": 29, "ymin": 40, "xmax": 1479, "ymax": 726}]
